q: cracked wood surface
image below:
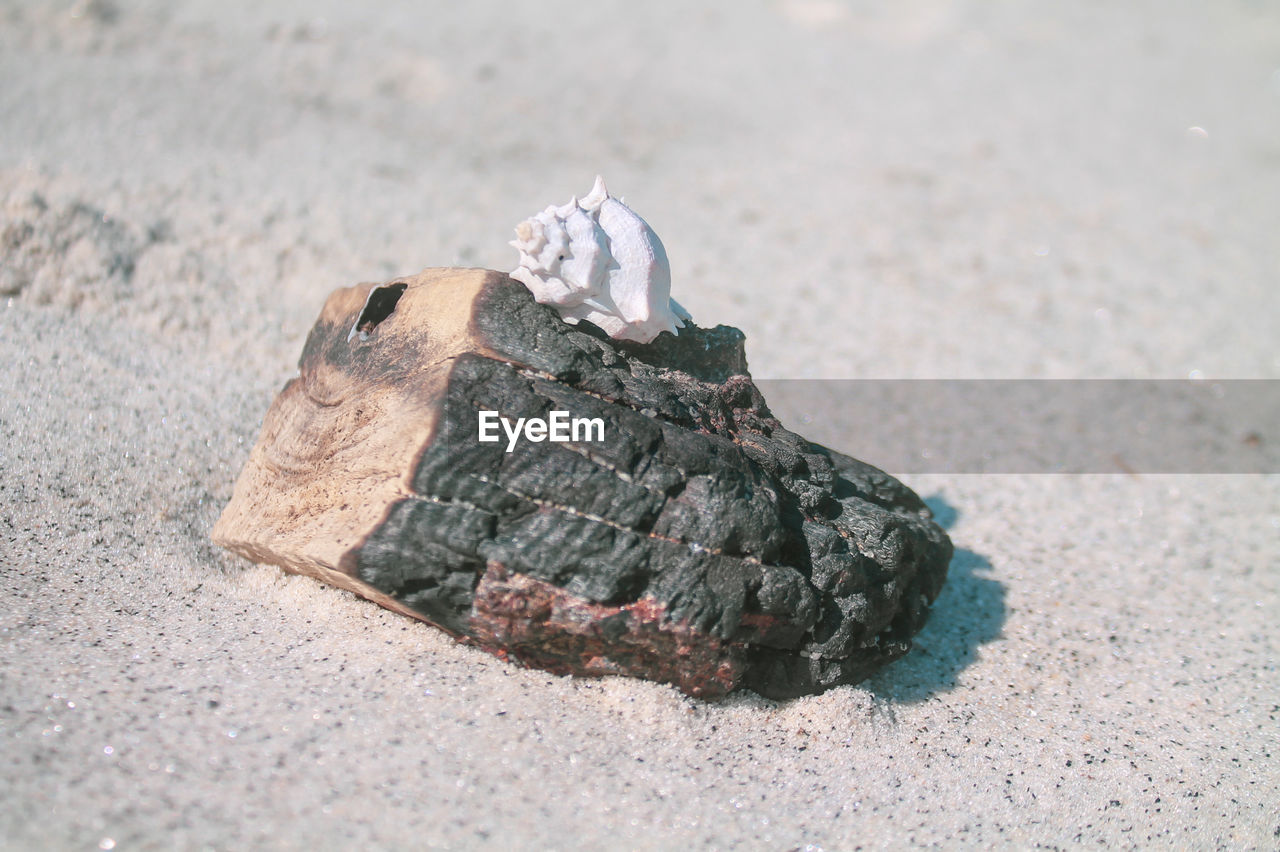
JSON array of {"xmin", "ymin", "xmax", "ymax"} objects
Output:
[{"xmin": 213, "ymin": 268, "xmax": 953, "ymax": 698}]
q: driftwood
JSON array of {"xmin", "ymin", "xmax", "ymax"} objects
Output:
[{"xmin": 212, "ymin": 268, "xmax": 952, "ymax": 698}]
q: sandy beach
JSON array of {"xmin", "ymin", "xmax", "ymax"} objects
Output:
[{"xmin": 2, "ymin": 1, "xmax": 1278, "ymax": 848}]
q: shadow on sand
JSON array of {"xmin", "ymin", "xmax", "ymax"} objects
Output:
[{"xmin": 865, "ymin": 493, "xmax": 1006, "ymax": 703}]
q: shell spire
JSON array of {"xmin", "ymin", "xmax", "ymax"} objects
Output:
[
  {"xmin": 509, "ymin": 177, "xmax": 686, "ymax": 344},
  {"xmin": 579, "ymin": 175, "xmax": 609, "ymax": 211}
]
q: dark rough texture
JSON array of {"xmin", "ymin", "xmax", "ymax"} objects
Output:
[{"xmin": 352, "ymin": 275, "xmax": 952, "ymax": 699}]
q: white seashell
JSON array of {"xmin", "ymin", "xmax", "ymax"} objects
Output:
[{"xmin": 509, "ymin": 176, "xmax": 688, "ymax": 344}]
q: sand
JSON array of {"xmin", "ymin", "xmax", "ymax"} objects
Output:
[{"xmin": 2, "ymin": 1, "xmax": 1278, "ymax": 848}]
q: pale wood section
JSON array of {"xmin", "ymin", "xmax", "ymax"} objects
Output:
[{"xmin": 211, "ymin": 268, "xmax": 505, "ymax": 600}]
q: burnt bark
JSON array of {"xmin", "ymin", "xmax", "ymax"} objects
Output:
[{"xmin": 213, "ymin": 268, "xmax": 952, "ymax": 699}]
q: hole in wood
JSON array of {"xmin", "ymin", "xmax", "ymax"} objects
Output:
[{"xmin": 349, "ymin": 282, "xmax": 408, "ymax": 342}]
